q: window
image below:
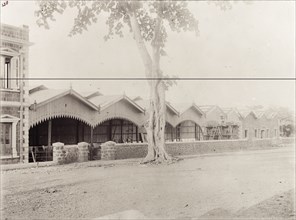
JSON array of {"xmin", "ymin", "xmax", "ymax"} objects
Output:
[
  {"xmin": 0, "ymin": 123, "xmax": 12, "ymax": 156},
  {"xmin": 1, "ymin": 56, "xmax": 19, "ymax": 89},
  {"xmin": 254, "ymin": 129, "xmax": 257, "ymax": 138},
  {"xmin": 0, "ymin": 114, "xmax": 19, "ymax": 158},
  {"xmin": 177, "ymin": 121, "xmax": 201, "ymax": 141},
  {"xmin": 93, "ymin": 119, "xmax": 138, "ymax": 144},
  {"xmin": 165, "ymin": 123, "xmax": 174, "ymax": 142},
  {"xmin": 244, "ymin": 130, "xmax": 248, "ymax": 138}
]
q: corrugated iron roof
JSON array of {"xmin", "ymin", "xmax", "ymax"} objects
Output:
[
  {"xmin": 198, "ymin": 105, "xmax": 216, "ymax": 113},
  {"xmin": 29, "ymin": 88, "xmax": 68, "ymax": 105}
]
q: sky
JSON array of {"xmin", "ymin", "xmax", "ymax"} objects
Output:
[{"xmin": 1, "ymin": 0, "xmax": 295, "ymax": 110}]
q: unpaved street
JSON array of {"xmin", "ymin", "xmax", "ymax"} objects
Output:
[{"xmin": 1, "ymin": 146, "xmax": 295, "ymax": 219}]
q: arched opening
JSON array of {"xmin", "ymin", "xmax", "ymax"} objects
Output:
[
  {"xmin": 29, "ymin": 117, "xmax": 91, "ymax": 162},
  {"xmin": 165, "ymin": 122, "xmax": 175, "ymax": 142},
  {"xmin": 175, "ymin": 120, "xmax": 203, "ymax": 142},
  {"xmin": 29, "ymin": 117, "xmax": 91, "ymax": 146},
  {"xmin": 93, "ymin": 118, "xmax": 140, "ymax": 144}
]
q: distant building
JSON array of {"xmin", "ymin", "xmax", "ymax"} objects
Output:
[
  {"xmin": 239, "ymin": 110, "xmax": 280, "ymax": 139},
  {"xmin": 0, "ymin": 23, "xmax": 31, "ymax": 164}
]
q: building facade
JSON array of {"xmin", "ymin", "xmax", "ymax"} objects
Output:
[{"xmin": 0, "ymin": 24, "xmax": 31, "ymax": 164}]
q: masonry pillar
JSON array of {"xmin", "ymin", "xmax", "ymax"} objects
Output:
[
  {"xmin": 101, "ymin": 141, "xmax": 116, "ymax": 160},
  {"xmin": 11, "ymin": 121, "xmax": 18, "ymax": 157},
  {"xmin": 77, "ymin": 142, "xmax": 89, "ymax": 162},
  {"xmin": 53, "ymin": 142, "xmax": 65, "ymax": 164}
]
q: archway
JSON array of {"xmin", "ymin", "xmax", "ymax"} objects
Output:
[
  {"xmin": 165, "ymin": 122, "xmax": 175, "ymax": 142},
  {"xmin": 93, "ymin": 118, "xmax": 139, "ymax": 144},
  {"xmin": 29, "ymin": 117, "xmax": 91, "ymax": 162},
  {"xmin": 176, "ymin": 120, "xmax": 203, "ymax": 141},
  {"xmin": 29, "ymin": 117, "xmax": 91, "ymax": 146}
]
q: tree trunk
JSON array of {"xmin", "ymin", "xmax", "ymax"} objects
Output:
[
  {"xmin": 142, "ymin": 18, "xmax": 171, "ymax": 163},
  {"xmin": 129, "ymin": 8, "xmax": 171, "ymax": 163},
  {"xmin": 142, "ymin": 79, "xmax": 171, "ymax": 163}
]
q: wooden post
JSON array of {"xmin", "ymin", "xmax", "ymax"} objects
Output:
[
  {"xmin": 108, "ymin": 120, "xmax": 112, "ymax": 141},
  {"xmin": 194, "ymin": 124, "xmax": 197, "ymax": 141},
  {"xmin": 120, "ymin": 119, "xmax": 123, "ymax": 143},
  {"xmin": 136, "ymin": 126, "xmax": 138, "ymax": 142},
  {"xmin": 47, "ymin": 120, "xmax": 52, "ymax": 161},
  {"xmin": 90, "ymin": 126, "xmax": 94, "ymax": 160},
  {"xmin": 76, "ymin": 120, "xmax": 79, "ymax": 143},
  {"xmin": 90, "ymin": 126, "xmax": 93, "ymax": 146},
  {"xmin": 48, "ymin": 120, "xmax": 52, "ymax": 147}
]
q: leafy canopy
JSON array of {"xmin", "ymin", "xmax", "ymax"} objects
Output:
[{"xmin": 35, "ymin": 0, "xmax": 199, "ymax": 53}]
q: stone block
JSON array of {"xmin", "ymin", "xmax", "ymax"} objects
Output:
[{"xmin": 77, "ymin": 142, "xmax": 89, "ymax": 162}]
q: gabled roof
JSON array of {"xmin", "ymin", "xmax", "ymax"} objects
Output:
[
  {"xmin": 79, "ymin": 91, "xmax": 103, "ymax": 99},
  {"xmin": 199, "ymin": 105, "xmax": 226, "ymax": 117},
  {"xmin": 29, "ymin": 88, "xmax": 98, "ymax": 110},
  {"xmin": 166, "ymin": 102, "xmax": 179, "ymax": 115},
  {"xmin": 264, "ymin": 110, "xmax": 279, "ymax": 119},
  {"xmin": 134, "ymin": 99, "xmax": 149, "ymax": 110},
  {"xmin": 239, "ymin": 110, "xmax": 258, "ymax": 119},
  {"xmin": 134, "ymin": 99, "xmax": 179, "ymax": 115},
  {"xmin": 171, "ymin": 103, "xmax": 204, "ymax": 116},
  {"xmin": 222, "ymin": 107, "xmax": 243, "ymax": 119},
  {"xmin": 253, "ymin": 111, "xmax": 266, "ymax": 119},
  {"xmin": 89, "ymin": 95, "xmax": 145, "ymax": 113},
  {"xmin": 198, "ymin": 105, "xmax": 215, "ymax": 113},
  {"xmin": 221, "ymin": 107, "xmax": 232, "ymax": 114}
]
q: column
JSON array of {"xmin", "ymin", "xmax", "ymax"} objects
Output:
[
  {"xmin": 48, "ymin": 120, "xmax": 52, "ymax": 147},
  {"xmin": 11, "ymin": 122, "xmax": 18, "ymax": 157}
]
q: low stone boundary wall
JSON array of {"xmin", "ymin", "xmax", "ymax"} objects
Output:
[
  {"xmin": 52, "ymin": 138, "xmax": 294, "ymax": 162},
  {"xmin": 53, "ymin": 142, "xmax": 89, "ymax": 164},
  {"xmin": 280, "ymin": 137, "xmax": 295, "ymax": 145},
  {"xmin": 102, "ymin": 138, "xmax": 286, "ymax": 160},
  {"xmin": 115, "ymin": 143, "xmax": 148, "ymax": 160}
]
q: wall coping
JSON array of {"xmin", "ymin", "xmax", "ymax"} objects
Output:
[
  {"xmin": 114, "ymin": 138, "xmax": 284, "ymax": 147},
  {"xmin": 0, "ymin": 89, "xmax": 21, "ymax": 93},
  {"xmin": 116, "ymin": 139, "xmax": 249, "ymax": 147},
  {"xmin": 1, "ymin": 156, "xmax": 20, "ymax": 159}
]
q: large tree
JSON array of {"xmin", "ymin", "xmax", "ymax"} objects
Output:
[
  {"xmin": 35, "ymin": 0, "xmax": 199, "ymax": 163},
  {"xmin": 35, "ymin": 0, "xmax": 238, "ymax": 163}
]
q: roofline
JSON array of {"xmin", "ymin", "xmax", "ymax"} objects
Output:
[
  {"xmin": 245, "ymin": 111, "xmax": 258, "ymax": 119},
  {"xmin": 166, "ymin": 102, "xmax": 179, "ymax": 115},
  {"xmin": 227, "ymin": 108, "xmax": 244, "ymax": 119},
  {"xmin": 192, "ymin": 103, "xmax": 205, "ymax": 116},
  {"xmin": 179, "ymin": 104, "xmax": 204, "ymax": 116},
  {"xmin": 33, "ymin": 89, "xmax": 98, "ymax": 110},
  {"xmin": 100, "ymin": 95, "xmax": 145, "ymax": 113}
]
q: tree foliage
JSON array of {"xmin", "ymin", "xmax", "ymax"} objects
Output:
[{"xmin": 35, "ymin": 0, "xmax": 198, "ymax": 58}]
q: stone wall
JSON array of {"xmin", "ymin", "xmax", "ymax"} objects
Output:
[
  {"xmin": 115, "ymin": 143, "xmax": 148, "ymax": 160},
  {"xmin": 106, "ymin": 138, "xmax": 286, "ymax": 160},
  {"xmin": 280, "ymin": 137, "xmax": 295, "ymax": 145},
  {"xmin": 52, "ymin": 142, "xmax": 89, "ymax": 164},
  {"xmin": 52, "ymin": 138, "xmax": 293, "ymax": 163}
]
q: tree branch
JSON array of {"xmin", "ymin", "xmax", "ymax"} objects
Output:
[{"xmin": 129, "ymin": 10, "xmax": 153, "ymax": 78}]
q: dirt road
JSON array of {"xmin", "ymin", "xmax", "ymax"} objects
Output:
[{"xmin": 1, "ymin": 146, "xmax": 295, "ymax": 219}]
